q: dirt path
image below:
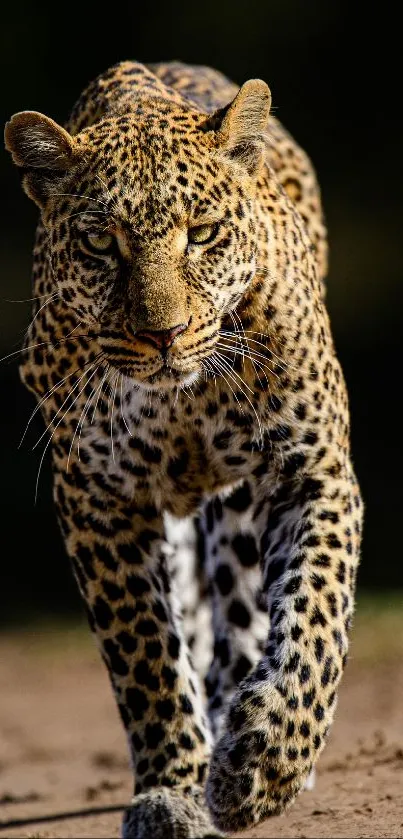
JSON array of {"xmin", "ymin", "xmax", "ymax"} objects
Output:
[{"xmin": 0, "ymin": 605, "xmax": 402, "ymax": 838}]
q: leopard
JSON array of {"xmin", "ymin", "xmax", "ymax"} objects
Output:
[{"xmin": 4, "ymin": 59, "xmax": 363, "ymax": 838}]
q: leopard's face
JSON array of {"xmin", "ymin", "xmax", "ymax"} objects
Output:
[
  {"xmin": 5, "ymin": 78, "xmax": 271, "ymax": 390},
  {"xmin": 44, "ymin": 114, "xmax": 259, "ymax": 390}
]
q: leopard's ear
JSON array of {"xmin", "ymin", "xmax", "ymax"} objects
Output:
[
  {"xmin": 4, "ymin": 111, "xmax": 78, "ymax": 207},
  {"xmin": 212, "ymin": 80, "xmax": 271, "ymax": 176}
]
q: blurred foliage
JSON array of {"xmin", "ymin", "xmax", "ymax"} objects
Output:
[
  {"xmin": 351, "ymin": 592, "xmax": 403, "ymax": 663},
  {"xmin": 0, "ymin": 1, "xmax": 401, "ymax": 618}
]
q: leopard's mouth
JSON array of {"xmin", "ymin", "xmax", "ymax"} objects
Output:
[
  {"xmin": 141, "ymin": 362, "xmax": 201, "ymax": 390},
  {"xmin": 103, "ymin": 353, "xmax": 202, "ymax": 391},
  {"xmin": 99, "ymin": 324, "xmax": 217, "ymax": 390}
]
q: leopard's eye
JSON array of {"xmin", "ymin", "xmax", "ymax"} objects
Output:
[
  {"xmin": 188, "ymin": 222, "xmax": 219, "ymax": 245},
  {"xmin": 80, "ymin": 232, "xmax": 115, "ymax": 255}
]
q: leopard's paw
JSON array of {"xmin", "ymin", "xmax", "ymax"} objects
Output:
[
  {"xmin": 206, "ymin": 683, "xmax": 315, "ymax": 832},
  {"xmin": 122, "ymin": 787, "xmax": 225, "ymax": 838},
  {"xmin": 206, "ymin": 727, "xmax": 306, "ymax": 832}
]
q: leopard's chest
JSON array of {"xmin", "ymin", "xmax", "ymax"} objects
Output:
[{"xmin": 74, "ymin": 384, "xmax": 272, "ymax": 517}]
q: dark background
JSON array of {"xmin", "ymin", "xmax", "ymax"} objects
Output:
[{"xmin": 1, "ymin": 2, "xmax": 401, "ymax": 622}]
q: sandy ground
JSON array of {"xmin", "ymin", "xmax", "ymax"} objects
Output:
[{"xmin": 0, "ymin": 601, "xmax": 402, "ymax": 839}]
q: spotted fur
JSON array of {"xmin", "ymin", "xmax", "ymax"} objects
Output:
[{"xmin": 5, "ymin": 60, "xmax": 362, "ymax": 837}]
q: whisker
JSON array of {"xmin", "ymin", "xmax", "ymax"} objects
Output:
[
  {"xmin": 216, "ymin": 340, "xmax": 269, "ymax": 387},
  {"xmin": 0, "ymin": 342, "xmax": 56, "ymax": 365},
  {"xmin": 220, "ymin": 330, "xmax": 293, "ymax": 375},
  {"xmin": 220, "ymin": 342, "xmax": 311, "ymax": 414},
  {"xmin": 207, "ymin": 355, "xmax": 245, "ymax": 413},
  {"xmin": 228, "ymin": 311, "xmax": 245, "ymax": 360},
  {"xmin": 217, "ymin": 338, "xmax": 279, "ymax": 382},
  {"xmin": 0, "ymin": 333, "xmax": 97, "ymax": 365},
  {"xmin": 72, "ymin": 363, "xmax": 111, "ymax": 466},
  {"xmin": 4, "ymin": 293, "xmax": 57, "ymax": 303},
  {"xmin": 232, "ymin": 310, "xmax": 261, "ymax": 377},
  {"xmin": 95, "ymin": 174, "xmax": 117, "ymax": 207},
  {"xmin": 231, "ymin": 309, "xmax": 246, "ymax": 347},
  {"xmin": 214, "ymin": 350, "xmax": 254, "ymax": 395},
  {"xmin": 34, "ymin": 365, "xmax": 99, "ymax": 504},
  {"xmin": 91, "ymin": 365, "xmax": 111, "ymax": 423},
  {"xmin": 120, "ymin": 374, "xmax": 132, "ymax": 436},
  {"xmin": 109, "ymin": 372, "xmax": 120, "ymax": 463},
  {"xmin": 32, "ymin": 360, "xmax": 101, "ymax": 451},
  {"xmin": 223, "ymin": 314, "xmax": 266, "ymax": 386},
  {"xmin": 233, "ymin": 329, "xmax": 299, "ymax": 372},
  {"xmin": 14, "ymin": 292, "xmax": 60, "ymax": 343},
  {"xmin": 52, "ymin": 192, "xmax": 109, "ymax": 209},
  {"xmin": 60, "ymin": 209, "xmax": 107, "ymax": 223},
  {"xmin": 213, "ymin": 351, "xmax": 264, "ymax": 447},
  {"xmin": 181, "ymin": 382, "xmax": 195, "ymax": 401},
  {"xmin": 207, "ymin": 354, "xmax": 240, "ymax": 398},
  {"xmin": 63, "ymin": 322, "xmax": 85, "ymax": 340},
  {"xmin": 25, "ymin": 292, "xmax": 60, "ymax": 332},
  {"xmin": 201, "ymin": 358, "xmax": 218, "ymax": 388},
  {"xmin": 76, "ymin": 376, "xmax": 103, "ymax": 462},
  {"xmin": 19, "ymin": 349, "xmax": 104, "ymax": 448},
  {"xmin": 67, "ymin": 368, "xmax": 102, "ymax": 471}
]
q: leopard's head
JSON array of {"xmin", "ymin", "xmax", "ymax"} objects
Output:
[{"xmin": 5, "ymin": 79, "xmax": 271, "ymax": 390}]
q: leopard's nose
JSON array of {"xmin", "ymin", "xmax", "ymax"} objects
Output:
[{"xmin": 134, "ymin": 322, "xmax": 188, "ymax": 350}]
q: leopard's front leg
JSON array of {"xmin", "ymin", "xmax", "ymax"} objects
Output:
[
  {"xmin": 206, "ymin": 462, "xmax": 362, "ymax": 832},
  {"xmin": 53, "ymin": 462, "xmax": 221, "ymax": 838}
]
